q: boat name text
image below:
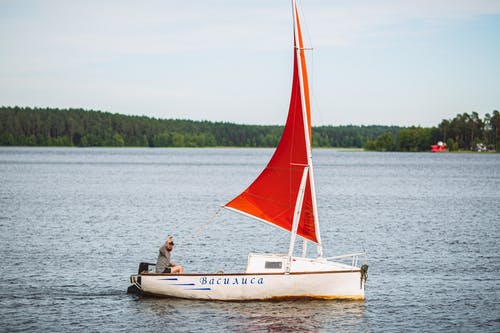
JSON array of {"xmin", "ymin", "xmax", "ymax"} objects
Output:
[{"xmin": 200, "ymin": 276, "xmax": 264, "ymax": 286}]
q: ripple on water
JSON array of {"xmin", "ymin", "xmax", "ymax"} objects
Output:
[{"xmin": 1, "ymin": 148, "xmax": 499, "ymax": 332}]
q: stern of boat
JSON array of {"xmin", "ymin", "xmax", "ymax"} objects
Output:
[{"xmin": 127, "ymin": 262, "xmax": 156, "ymax": 295}]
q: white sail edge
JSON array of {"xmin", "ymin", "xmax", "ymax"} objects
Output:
[{"xmin": 222, "ymin": 205, "xmax": 320, "ymax": 246}]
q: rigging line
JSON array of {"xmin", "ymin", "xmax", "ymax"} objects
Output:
[
  {"xmin": 296, "ymin": 0, "xmax": 314, "ymax": 52},
  {"xmin": 190, "ymin": 206, "xmax": 223, "ymax": 241},
  {"xmin": 295, "ymin": 0, "xmax": 324, "ymax": 127}
]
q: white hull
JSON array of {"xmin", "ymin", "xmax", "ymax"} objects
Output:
[
  {"xmin": 133, "ymin": 271, "xmax": 364, "ymax": 301},
  {"xmin": 130, "ymin": 254, "xmax": 367, "ymax": 301}
]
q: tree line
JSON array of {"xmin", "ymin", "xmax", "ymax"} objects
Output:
[
  {"xmin": 364, "ymin": 111, "xmax": 500, "ymax": 152},
  {"xmin": 1, "ymin": 106, "xmax": 498, "ymax": 151},
  {"xmin": 0, "ymin": 106, "xmax": 399, "ymax": 148}
]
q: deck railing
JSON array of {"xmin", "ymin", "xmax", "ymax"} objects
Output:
[{"xmin": 323, "ymin": 252, "xmax": 368, "ymax": 268}]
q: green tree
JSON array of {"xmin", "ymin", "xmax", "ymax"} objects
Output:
[
  {"xmin": 111, "ymin": 133, "xmax": 125, "ymax": 147},
  {"xmin": 446, "ymin": 138, "xmax": 459, "ymax": 151},
  {"xmin": 374, "ymin": 132, "xmax": 394, "ymax": 151},
  {"xmin": 396, "ymin": 127, "xmax": 433, "ymax": 152},
  {"xmin": 492, "ymin": 110, "xmax": 500, "ymax": 152},
  {"xmin": 364, "ymin": 140, "xmax": 376, "ymax": 151},
  {"xmin": 171, "ymin": 133, "xmax": 185, "ymax": 147}
]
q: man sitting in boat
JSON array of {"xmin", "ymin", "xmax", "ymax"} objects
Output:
[{"xmin": 156, "ymin": 235, "xmax": 183, "ymax": 274}]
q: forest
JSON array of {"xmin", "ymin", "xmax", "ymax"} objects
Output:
[
  {"xmin": 0, "ymin": 106, "xmax": 398, "ymax": 148},
  {"xmin": 364, "ymin": 111, "xmax": 500, "ymax": 152},
  {"xmin": 0, "ymin": 106, "xmax": 499, "ymax": 152}
]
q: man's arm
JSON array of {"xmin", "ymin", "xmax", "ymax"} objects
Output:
[{"xmin": 159, "ymin": 243, "xmax": 167, "ymax": 256}]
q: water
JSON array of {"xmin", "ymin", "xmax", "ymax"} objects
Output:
[{"xmin": 1, "ymin": 147, "xmax": 499, "ymax": 332}]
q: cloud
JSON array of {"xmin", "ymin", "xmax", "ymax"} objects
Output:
[
  {"xmin": 1, "ymin": 0, "xmax": 499, "ymax": 126},
  {"xmin": 301, "ymin": 0, "xmax": 500, "ymax": 47},
  {"xmin": 4, "ymin": 0, "xmax": 500, "ymax": 65}
]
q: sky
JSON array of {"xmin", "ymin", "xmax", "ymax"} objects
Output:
[{"xmin": 1, "ymin": 0, "xmax": 499, "ymax": 127}]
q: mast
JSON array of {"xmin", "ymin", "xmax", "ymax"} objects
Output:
[
  {"xmin": 292, "ymin": 0, "xmax": 323, "ymax": 257},
  {"xmin": 224, "ymin": 1, "xmax": 322, "ymax": 253}
]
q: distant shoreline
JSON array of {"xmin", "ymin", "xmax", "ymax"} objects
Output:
[
  {"xmin": 2, "ymin": 146, "xmax": 498, "ymax": 154},
  {"xmin": 1, "ymin": 106, "xmax": 498, "ymax": 152}
]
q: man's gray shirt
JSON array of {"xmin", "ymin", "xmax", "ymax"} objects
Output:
[{"xmin": 156, "ymin": 242, "xmax": 171, "ymax": 273}]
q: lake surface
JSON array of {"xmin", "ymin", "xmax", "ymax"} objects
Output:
[{"xmin": 0, "ymin": 147, "xmax": 499, "ymax": 332}]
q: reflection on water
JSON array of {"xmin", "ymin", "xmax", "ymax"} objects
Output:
[{"xmin": 135, "ymin": 297, "xmax": 367, "ymax": 332}]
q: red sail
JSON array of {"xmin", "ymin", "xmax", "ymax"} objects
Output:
[{"xmin": 225, "ymin": 5, "xmax": 318, "ymax": 243}]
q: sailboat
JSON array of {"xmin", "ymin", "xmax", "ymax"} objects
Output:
[{"xmin": 129, "ymin": 0, "xmax": 368, "ymax": 300}]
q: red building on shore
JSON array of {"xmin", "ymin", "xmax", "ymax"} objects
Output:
[{"xmin": 431, "ymin": 141, "xmax": 448, "ymax": 152}]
